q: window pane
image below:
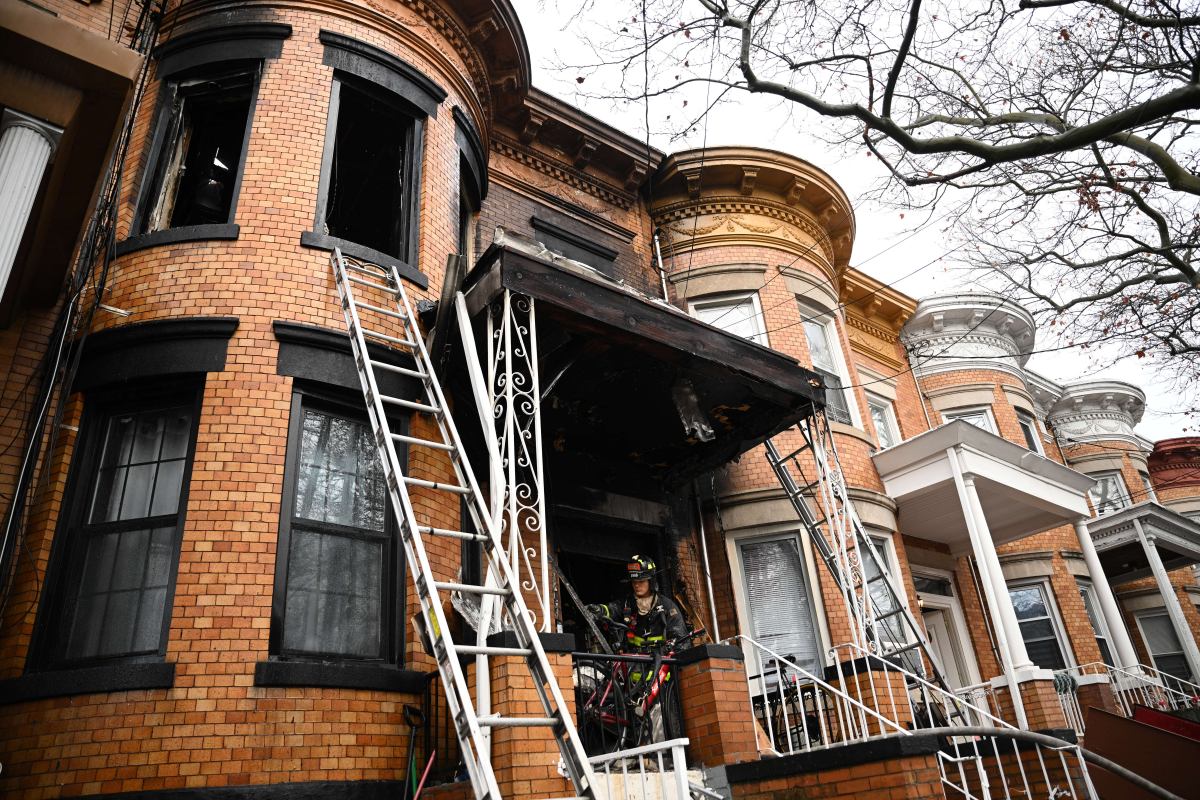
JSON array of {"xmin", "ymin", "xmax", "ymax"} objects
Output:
[
  {"xmin": 869, "ymin": 400, "xmax": 896, "ymax": 447},
  {"xmin": 63, "ymin": 526, "xmax": 175, "ymax": 661},
  {"xmin": 1089, "ymin": 473, "xmax": 1129, "ymax": 514},
  {"xmin": 693, "ymin": 297, "xmax": 764, "ymax": 343},
  {"xmin": 1009, "ymin": 586, "xmax": 1048, "ymax": 620},
  {"xmin": 816, "ymin": 368, "xmax": 851, "ymax": 424},
  {"xmin": 295, "ymin": 410, "xmax": 386, "ymax": 531},
  {"xmin": 283, "ymin": 529, "xmax": 383, "ymax": 658},
  {"xmin": 914, "ymin": 575, "xmax": 953, "ymax": 596},
  {"xmin": 945, "ymin": 409, "xmax": 993, "ymax": 433},
  {"xmin": 1026, "ymin": 637, "xmax": 1067, "ymax": 671},
  {"xmin": 741, "ymin": 537, "xmax": 819, "ymax": 672},
  {"xmin": 90, "ymin": 406, "xmax": 193, "ymax": 523},
  {"xmin": 802, "ymin": 319, "xmax": 835, "ymax": 371},
  {"xmin": 326, "ymin": 81, "xmax": 409, "ymax": 257},
  {"xmin": 1017, "ymin": 414, "xmax": 1039, "ymax": 451}
]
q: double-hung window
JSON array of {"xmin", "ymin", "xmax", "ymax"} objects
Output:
[
  {"xmin": 867, "ymin": 393, "xmax": 900, "ymax": 448},
  {"xmin": 1016, "ymin": 410, "xmax": 1042, "ymax": 454},
  {"xmin": 799, "ymin": 302, "xmax": 853, "ymax": 425},
  {"xmin": 1008, "ymin": 582, "xmax": 1072, "ymax": 671},
  {"xmin": 690, "ymin": 292, "xmax": 767, "ymax": 346},
  {"xmin": 1077, "ymin": 580, "xmax": 1115, "ymax": 667},
  {"xmin": 737, "ymin": 534, "xmax": 822, "ymax": 675},
  {"xmin": 35, "ymin": 385, "xmax": 201, "ymax": 667},
  {"xmin": 272, "ymin": 393, "xmax": 403, "ymax": 663},
  {"xmin": 1088, "ymin": 471, "xmax": 1130, "ymax": 516},
  {"xmin": 1136, "ymin": 612, "xmax": 1195, "ymax": 685},
  {"xmin": 943, "ymin": 407, "xmax": 996, "ymax": 434}
]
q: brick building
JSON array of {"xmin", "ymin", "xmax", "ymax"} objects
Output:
[{"xmin": 1, "ymin": 0, "xmax": 1197, "ymax": 798}]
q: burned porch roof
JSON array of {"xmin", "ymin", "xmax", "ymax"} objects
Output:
[{"xmin": 453, "ymin": 230, "xmax": 825, "ymax": 495}]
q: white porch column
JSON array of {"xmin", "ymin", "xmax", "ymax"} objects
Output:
[
  {"xmin": 947, "ymin": 447, "xmax": 1028, "ymax": 728},
  {"xmin": 1073, "ymin": 518, "xmax": 1140, "ymax": 671},
  {"xmin": 0, "ymin": 110, "xmax": 62, "ymax": 300},
  {"xmin": 1133, "ymin": 518, "xmax": 1200, "ymax": 680},
  {"xmin": 961, "ymin": 475, "xmax": 1036, "ymax": 672}
]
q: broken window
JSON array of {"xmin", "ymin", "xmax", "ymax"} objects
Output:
[
  {"xmin": 798, "ymin": 301, "xmax": 854, "ymax": 425},
  {"xmin": 320, "ymin": 77, "xmax": 416, "ymax": 260},
  {"xmin": 145, "ymin": 70, "xmax": 255, "ymax": 232}
]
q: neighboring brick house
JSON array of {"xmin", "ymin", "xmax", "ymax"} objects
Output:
[{"xmin": 1, "ymin": 1, "xmax": 1197, "ymax": 799}]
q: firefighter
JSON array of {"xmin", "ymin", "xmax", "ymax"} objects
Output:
[{"xmin": 587, "ymin": 554, "xmax": 687, "ymax": 652}]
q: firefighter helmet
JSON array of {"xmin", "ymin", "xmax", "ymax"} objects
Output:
[{"xmin": 624, "ymin": 554, "xmax": 657, "ymax": 581}]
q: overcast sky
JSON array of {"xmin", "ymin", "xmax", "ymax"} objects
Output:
[{"xmin": 508, "ymin": 0, "xmax": 1192, "ymax": 442}]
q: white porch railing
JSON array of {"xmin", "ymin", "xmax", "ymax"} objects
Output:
[
  {"xmin": 586, "ymin": 738, "xmax": 719, "ymax": 800},
  {"xmin": 1054, "ymin": 662, "xmax": 1200, "ymax": 734},
  {"xmin": 735, "ymin": 635, "xmax": 1104, "ymax": 799}
]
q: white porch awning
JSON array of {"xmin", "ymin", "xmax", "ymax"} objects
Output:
[
  {"xmin": 872, "ymin": 420, "xmax": 1094, "ymax": 554},
  {"xmin": 1088, "ymin": 502, "xmax": 1200, "ymax": 582}
]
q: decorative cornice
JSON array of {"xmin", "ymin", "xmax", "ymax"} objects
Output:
[
  {"xmin": 654, "ymin": 198, "xmax": 835, "ymax": 266},
  {"xmin": 1046, "ymin": 381, "xmax": 1146, "ymax": 447},
  {"xmin": 844, "ymin": 315, "xmax": 905, "ymax": 370},
  {"xmin": 901, "ymin": 293, "xmax": 1036, "ymax": 381},
  {"xmin": 845, "ymin": 313, "xmax": 899, "ymax": 344},
  {"xmin": 489, "ymin": 170, "xmax": 637, "ymax": 242},
  {"xmin": 492, "ymin": 133, "xmax": 638, "ymax": 210}
]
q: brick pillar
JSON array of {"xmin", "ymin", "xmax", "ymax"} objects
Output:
[
  {"xmin": 1075, "ymin": 675, "xmax": 1122, "ymax": 719},
  {"xmin": 991, "ymin": 673, "xmax": 1070, "ymax": 730},
  {"xmin": 676, "ymin": 644, "xmax": 760, "ymax": 767},
  {"xmin": 486, "ymin": 631, "xmax": 578, "ymax": 799},
  {"xmin": 827, "ymin": 657, "xmax": 916, "ymax": 733}
]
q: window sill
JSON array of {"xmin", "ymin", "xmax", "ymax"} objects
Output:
[
  {"xmin": 254, "ymin": 659, "xmax": 426, "ymax": 693},
  {"xmin": 300, "ymin": 231, "xmax": 428, "ymax": 289},
  {"xmin": 113, "ymin": 223, "xmax": 241, "ymax": 257},
  {"xmin": 0, "ymin": 660, "xmax": 175, "ymax": 704}
]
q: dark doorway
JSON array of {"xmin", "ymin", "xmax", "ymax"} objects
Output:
[{"xmin": 553, "ymin": 510, "xmax": 665, "ymax": 651}]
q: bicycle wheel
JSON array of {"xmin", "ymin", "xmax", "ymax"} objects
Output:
[
  {"xmin": 579, "ymin": 664, "xmax": 629, "ymax": 756},
  {"xmin": 660, "ymin": 672, "xmax": 685, "ymax": 741}
]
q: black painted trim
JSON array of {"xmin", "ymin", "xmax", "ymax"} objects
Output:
[
  {"xmin": 486, "ymin": 630, "xmax": 577, "ymax": 654},
  {"xmin": 254, "ymin": 660, "xmax": 426, "ymax": 693},
  {"xmin": 726, "ymin": 732, "xmax": 944, "ymax": 782},
  {"xmin": 74, "ymin": 779, "xmax": 413, "ymax": 800},
  {"xmin": 72, "ymin": 317, "xmax": 239, "ymax": 391},
  {"xmin": 531, "ymin": 216, "xmax": 619, "ymax": 262},
  {"xmin": 675, "ymin": 643, "xmax": 744, "ymax": 666},
  {"xmin": 300, "ymin": 232, "xmax": 428, "ymax": 290},
  {"xmin": 319, "ymin": 31, "xmax": 446, "ymax": 118},
  {"xmin": 114, "ymin": 223, "xmax": 240, "ymax": 257},
  {"xmin": 273, "ymin": 320, "xmax": 420, "ymax": 399},
  {"xmin": 0, "ymin": 661, "xmax": 175, "ymax": 704},
  {"xmin": 155, "ymin": 22, "xmax": 292, "ymax": 77},
  {"xmin": 453, "ymin": 106, "xmax": 487, "ymax": 203}
]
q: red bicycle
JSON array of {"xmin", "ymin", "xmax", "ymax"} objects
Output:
[{"xmin": 575, "ymin": 619, "xmax": 703, "ymax": 755}]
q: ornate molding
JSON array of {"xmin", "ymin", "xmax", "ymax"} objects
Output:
[
  {"xmin": 845, "ymin": 314, "xmax": 905, "ymax": 370},
  {"xmin": 901, "ymin": 292, "xmax": 1036, "ymax": 380},
  {"xmin": 1046, "ymin": 381, "xmax": 1146, "ymax": 446},
  {"xmin": 653, "ymin": 197, "xmax": 835, "ymax": 264},
  {"xmin": 492, "ymin": 134, "xmax": 638, "ymax": 210},
  {"xmin": 489, "ymin": 171, "xmax": 637, "ymax": 242}
]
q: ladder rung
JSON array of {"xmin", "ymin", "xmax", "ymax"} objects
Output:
[
  {"xmin": 379, "ymin": 394, "xmax": 439, "ymax": 414},
  {"xmin": 343, "ymin": 260, "xmax": 390, "ymax": 279},
  {"xmin": 347, "ymin": 274, "xmax": 394, "ymax": 293},
  {"xmin": 355, "ymin": 301, "xmax": 408, "ymax": 321},
  {"xmin": 404, "ymin": 477, "xmax": 471, "ymax": 494},
  {"xmin": 362, "ymin": 328, "xmax": 417, "ymax": 348},
  {"xmin": 435, "ymin": 581, "xmax": 511, "ymax": 596},
  {"xmin": 391, "ymin": 432, "xmax": 455, "ymax": 452},
  {"xmin": 454, "ymin": 644, "xmax": 532, "ymax": 657},
  {"xmin": 419, "ymin": 525, "xmax": 487, "ymax": 542},
  {"xmin": 368, "ymin": 358, "xmax": 427, "ymax": 380},
  {"xmin": 882, "ymin": 641, "xmax": 924, "ymax": 656},
  {"xmin": 478, "ymin": 716, "xmax": 559, "ymax": 729}
]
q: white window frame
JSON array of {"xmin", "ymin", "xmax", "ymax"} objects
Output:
[
  {"xmin": 1076, "ymin": 579, "xmax": 1115, "ymax": 668},
  {"xmin": 1138, "ymin": 471, "xmax": 1157, "ymax": 504},
  {"xmin": 1006, "ymin": 578, "xmax": 1076, "ymax": 671},
  {"xmin": 1088, "ymin": 471, "xmax": 1131, "ymax": 516},
  {"xmin": 726, "ymin": 525, "xmax": 831, "ymax": 682},
  {"xmin": 859, "ymin": 530, "xmax": 913, "ymax": 650},
  {"xmin": 1016, "ymin": 410, "xmax": 1043, "ymax": 455},
  {"xmin": 911, "ymin": 566, "xmax": 982, "ymax": 687},
  {"xmin": 942, "ymin": 406, "xmax": 997, "ymax": 434},
  {"xmin": 797, "ymin": 300, "xmax": 859, "ymax": 427},
  {"xmin": 689, "ymin": 291, "xmax": 768, "ymax": 346},
  {"xmin": 866, "ymin": 392, "xmax": 901, "ymax": 449}
]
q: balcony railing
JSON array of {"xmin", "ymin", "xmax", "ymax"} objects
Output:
[
  {"xmin": 588, "ymin": 738, "xmax": 721, "ymax": 800},
  {"xmin": 573, "ymin": 650, "xmax": 685, "ymax": 758},
  {"xmin": 1054, "ymin": 662, "xmax": 1200, "ymax": 735}
]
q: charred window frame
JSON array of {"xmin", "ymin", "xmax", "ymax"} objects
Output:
[
  {"xmin": 142, "ymin": 68, "xmax": 257, "ymax": 233},
  {"xmin": 118, "ymin": 22, "xmax": 290, "ymax": 256},
  {"xmin": 301, "ymin": 32, "xmax": 448, "ymax": 290},
  {"xmin": 31, "ymin": 381, "xmax": 204, "ymax": 670},
  {"xmin": 455, "ymin": 107, "xmax": 486, "ymax": 263}
]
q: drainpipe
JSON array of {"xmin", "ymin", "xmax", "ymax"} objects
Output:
[
  {"xmin": 694, "ymin": 481, "xmax": 720, "ymax": 640},
  {"xmin": 652, "ymin": 229, "xmax": 669, "ymax": 302}
]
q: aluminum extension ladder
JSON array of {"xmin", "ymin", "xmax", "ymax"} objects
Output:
[
  {"xmin": 331, "ymin": 249, "xmax": 595, "ymax": 800},
  {"xmin": 765, "ymin": 411, "xmax": 958, "ymax": 699}
]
